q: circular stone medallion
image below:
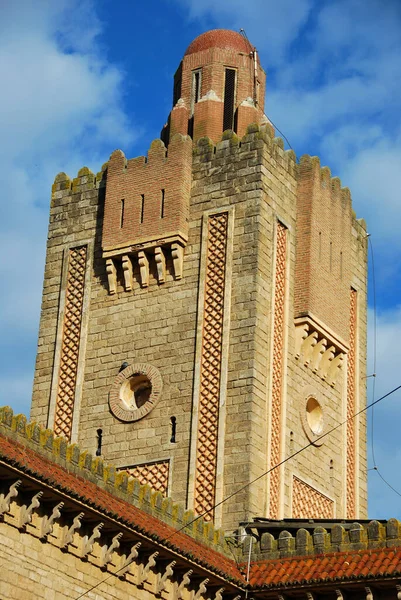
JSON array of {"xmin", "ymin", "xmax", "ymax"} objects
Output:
[{"xmin": 109, "ymin": 363, "xmax": 163, "ymax": 422}]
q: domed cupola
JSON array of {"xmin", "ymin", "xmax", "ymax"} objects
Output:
[{"xmin": 166, "ymin": 29, "xmax": 266, "ymax": 144}]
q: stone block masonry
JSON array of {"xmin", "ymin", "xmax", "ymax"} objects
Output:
[{"xmin": 32, "ymin": 120, "xmax": 367, "ymax": 531}]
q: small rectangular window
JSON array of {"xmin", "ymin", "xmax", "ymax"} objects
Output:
[
  {"xmin": 191, "ymin": 69, "xmax": 202, "ymax": 115},
  {"xmin": 223, "ymin": 68, "xmax": 236, "ymax": 132}
]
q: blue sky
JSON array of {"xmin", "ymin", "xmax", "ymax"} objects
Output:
[{"xmin": 1, "ymin": 0, "xmax": 401, "ymax": 518}]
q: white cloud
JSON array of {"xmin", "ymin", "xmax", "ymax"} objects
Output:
[{"xmin": 0, "ymin": 0, "xmax": 136, "ymax": 413}]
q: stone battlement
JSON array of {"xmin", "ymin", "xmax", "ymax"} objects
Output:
[
  {"xmin": 102, "ymin": 134, "xmax": 192, "ymax": 257},
  {"xmin": 240, "ymin": 519, "xmax": 401, "ymax": 560}
]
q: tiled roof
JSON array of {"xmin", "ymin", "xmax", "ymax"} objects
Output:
[
  {"xmin": 248, "ymin": 547, "xmax": 401, "ymax": 589},
  {"xmin": 0, "ymin": 431, "xmax": 243, "ymax": 584}
]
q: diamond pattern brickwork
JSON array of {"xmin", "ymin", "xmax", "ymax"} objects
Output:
[
  {"xmin": 292, "ymin": 476, "xmax": 334, "ymax": 519},
  {"xmin": 269, "ymin": 222, "xmax": 287, "ymax": 519},
  {"xmin": 54, "ymin": 246, "xmax": 87, "ymax": 440},
  {"xmin": 124, "ymin": 461, "xmax": 170, "ymax": 496},
  {"xmin": 347, "ymin": 288, "xmax": 357, "ymax": 518},
  {"xmin": 194, "ymin": 212, "xmax": 228, "ymax": 521}
]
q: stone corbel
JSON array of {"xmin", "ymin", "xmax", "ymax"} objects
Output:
[
  {"xmin": 310, "ymin": 338, "xmax": 327, "ymax": 373},
  {"xmin": 318, "ymin": 346, "xmax": 336, "ymax": 380},
  {"xmin": 174, "ymin": 570, "xmax": 193, "ymax": 600},
  {"xmin": 61, "ymin": 512, "xmax": 84, "ymax": 548},
  {"xmin": 122, "ymin": 255, "xmax": 134, "ymax": 292},
  {"xmin": 171, "ymin": 243, "xmax": 184, "ymax": 280},
  {"xmin": 106, "ymin": 258, "xmax": 117, "ymax": 295},
  {"xmin": 155, "ymin": 247, "xmax": 166, "ymax": 284},
  {"xmin": 306, "ymin": 593, "xmax": 314, "ymax": 600},
  {"xmin": 100, "ymin": 532, "xmax": 123, "ymax": 567},
  {"xmin": 0, "ymin": 480, "xmax": 21, "ymax": 515},
  {"xmin": 335, "ymin": 590, "xmax": 344, "ymax": 600},
  {"xmin": 156, "ymin": 560, "xmax": 176, "ymax": 594},
  {"xmin": 214, "ymin": 588, "xmax": 225, "ymax": 600},
  {"xmin": 365, "ymin": 588, "xmax": 373, "ymax": 600},
  {"xmin": 396, "ymin": 584, "xmax": 401, "ymax": 600},
  {"xmin": 119, "ymin": 541, "xmax": 141, "ymax": 577},
  {"xmin": 137, "ymin": 551, "xmax": 159, "ymax": 586},
  {"xmin": 295, "ymin": 323, "xmax": 309, "ymax": 358},
  {"xmin": 138, "ymin": 251, "xmax": 149, "ymax": 288},
  {"xmin": 327, "ymin": 353, "xmax": 344, "ymax": 387},
  {"xmin": 193, "ymin": 578, "xmax": 209, "ymax": 600},
  {"xmin": 81, "ymin": 522, "xmax": 104, "ymax": 558},
  {"xmin": 18, "ymin": 491, "xmax": 43, "ymax": 528},
  {"xmin": 40, "ymin": 501, "xmax": 64, "ymax": 538},
  {"xmin": 301, "ymin": 331, "xmax": 318, "ymax": 365}
]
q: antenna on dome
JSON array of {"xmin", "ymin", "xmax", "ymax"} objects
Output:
[{"xmin": 239, "ymin": 28, "xmax": 249, "ymax": 42}]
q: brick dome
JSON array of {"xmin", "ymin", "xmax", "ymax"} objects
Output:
[{"xmin": 185, "ymin": 29, "xmax": 254, "ymax": 56}]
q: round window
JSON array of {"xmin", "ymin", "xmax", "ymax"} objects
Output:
[
  {"xmin": 306, "ymin": 397, "xmax": 324, "ymax": 435},
  {"xmin": 299, "ymin": 389, "xmax": 325, "ymax": 446},
  {"xmin": 109, "ymin": 363, "xmax": 162, "ymax": 422}
]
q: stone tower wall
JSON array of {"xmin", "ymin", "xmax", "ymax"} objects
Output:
[{"xmin": 31, "ymin": 122, "xmax": 367, "ymax": 530}]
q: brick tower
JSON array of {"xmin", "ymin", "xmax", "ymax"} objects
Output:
[{"xmin": 31, "ymin": 29, "xmax": 368, "ymax": 531}]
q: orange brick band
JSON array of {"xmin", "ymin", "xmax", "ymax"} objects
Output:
[
  {"xmin": 194, "ymin": 212, "xmax": 228, "ymax": 521},
  {"xmin": 269, "ymin": 222, "xmax": 287, "ymax": 519},
  {"xmin": 54, "ymin": 246, "xmax": 87, "ymax": 440},
  {"xmin": 293, "ymin": 476, "xmax": 334, "ymax": 519},
  {"xmin": 347, "ymin": 288, "xmax": 357, "ymax": 518},
  {"xmin": 124, "ymin": 461, "xmax": 170, "ymax": 496}
]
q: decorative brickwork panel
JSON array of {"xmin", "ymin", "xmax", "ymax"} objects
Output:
[
  {"xmin": 292, "ymin": 476, "xmax": 334, "ymax": 519},
  {"xmin": 54, "ymin": 246, "xmax": 87, "ymax": 440},
  {"xmin": 124, "ymin": 461, "xmax": 170, "ymax": 496},
  {"xmin": 347, "ymin": 288, "xmax": 357, "ymax": 518},
  {"xmin": 194, "ymin": 212, "xmax": 228, "ymax": 521},
  {"xmin": 269, "ymin": 222, "xmax": 287, "ymax": 519}
]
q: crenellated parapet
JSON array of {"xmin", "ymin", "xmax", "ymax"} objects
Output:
[
  {"xmin": 192, "ymin": 123, "xmax": 296, "ymax": 179},
  {"xmin": 239, "ymin": 519, "xmax": 401, "ymax": 561},
  {"xmin": 101, "ymin": 135, "xmax": 192, "ymax": 294}
]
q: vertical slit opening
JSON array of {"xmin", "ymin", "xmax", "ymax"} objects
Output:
[
  {"xmin": 96, "ymin": 428, "xmax": 103, "ymax": 456},
  {"xmin": 223, "ymin": 68, "xmax": 236, "ymax": 132},
  {"xmin": 120, "ymin": 199, "xmax": 125, "ymax": 228},
  {"xmin": 170, "ymin": 416, "xmax": 177, "ymax": 443},
  {"xmin": 161, "ymin": 189, "xmax": 165, "ymax": 219},
  {"xmin": 140, "ymin": 194, "xmax": 145, "ymax": 223}
]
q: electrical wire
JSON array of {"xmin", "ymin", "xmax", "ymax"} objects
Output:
[
  {"xmin": 368, "ymin": 235, "xmax": 378, "ymax": 467},
  {"xmin": 264, "ymin": 115, "xmax": 294, "ymax": 153},
  {"xmin": 75, "ymin": 382, "xmax": 401, "ymax": 599},
  {"xmin": 366, "ymin": 235, "xmax": 401, "ymax": 498}
]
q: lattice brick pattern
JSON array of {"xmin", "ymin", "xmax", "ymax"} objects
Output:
[
  {"xmin": 269, "ymin": 222, "xmax": 287, "ymax": 519},
  {"xmin": 54, "ymin": 246, "xmax": 87, "ymax": 440},
  {"xmin": 292, "ymin": 476, "xmax": 334, "ymax": 519},
  {"xmin": 194, "ymin": 212, "xmax": 228, "ymax": 521},
  {"xmin": 346, "ymin": 288, "xmax": 357, "ymax": 518},
  {"xmin": 124, "ymin": 461, "xmax": 170, "ymax": 496}
]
